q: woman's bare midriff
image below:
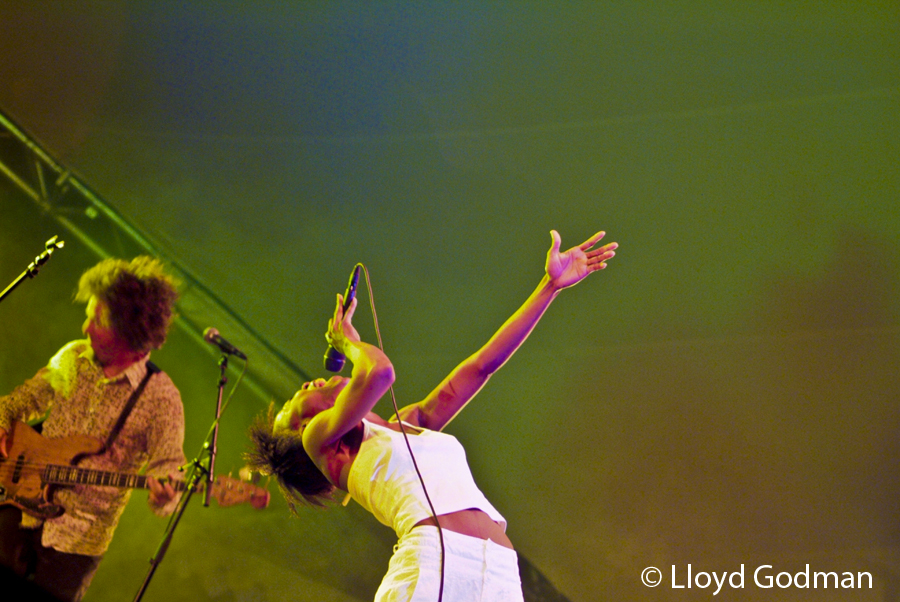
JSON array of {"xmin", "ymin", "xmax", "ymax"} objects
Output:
[{"xmin": 413, "ymin": 509, "xmax": 514, "ymax": 550}]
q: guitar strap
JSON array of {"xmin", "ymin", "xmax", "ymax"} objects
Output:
[{"xmin": 96, "ymin": 360, "xmax": 161, "ymax": 455}]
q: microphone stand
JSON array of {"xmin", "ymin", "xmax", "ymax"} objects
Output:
[
  {"xmin": 0, "ymin": 236, "xmax": 64, "ymax": 304},
  {"xmin": 133, "ymin": 354, "xmax": 229, "ymax": 602},
  {"xmin": 205, "ymin": 355, "xmax": 226, "ymax": 507}
]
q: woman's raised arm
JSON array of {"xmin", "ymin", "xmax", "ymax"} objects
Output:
[{"xmin": 397, "ymin": 229, "xmax": 617, "ymax": 431}]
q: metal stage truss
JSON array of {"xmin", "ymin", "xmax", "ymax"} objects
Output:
[{"xmin": 0, "ymin": 107, "xmax": 312, "ymax": 401}]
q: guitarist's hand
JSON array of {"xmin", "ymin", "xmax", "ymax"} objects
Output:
[{"xmin": 147, "ymin": 473, "xmax": 178, "ymax": 508}]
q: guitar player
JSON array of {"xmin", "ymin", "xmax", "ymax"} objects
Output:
[{"xmin": 0, "ymin": 256, "xmax": 185, "ymax": 602}]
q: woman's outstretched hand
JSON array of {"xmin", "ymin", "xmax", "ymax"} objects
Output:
[{"xmin": 546, "ymin": 229, "xmax": 618, "ymax": 290}]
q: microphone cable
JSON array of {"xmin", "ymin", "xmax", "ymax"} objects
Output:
[{"xmin": 356, "ymin": 263, "xmax": 445, "ymax": 602}]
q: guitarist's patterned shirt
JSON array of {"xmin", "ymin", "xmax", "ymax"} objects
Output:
[{"xmin": 0, "ymin": 340, "xmax": 186, "ymax": 556}]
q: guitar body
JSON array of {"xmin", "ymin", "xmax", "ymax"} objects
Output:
[
  {"xmin": 0, "ymin": 421, "xmax": 104, "ymax": 519},
  {"xmin": 0, "ymin": 420, "xmax": 268, "ymax": 519}
]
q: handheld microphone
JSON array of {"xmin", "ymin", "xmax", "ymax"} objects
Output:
[
  {"xmin": 203, "ymin": 327, "xmax": 248, "ymax": 360},
  {"xmin": 324, "ymin": 264, "xmax": 361, "ymax": 372}
]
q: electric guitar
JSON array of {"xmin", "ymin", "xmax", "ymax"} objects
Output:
[{"xmin": 0, "ymin": 420, "xmax": 269, "ymax": 519}]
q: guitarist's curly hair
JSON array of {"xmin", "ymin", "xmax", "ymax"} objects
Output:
[
  {"xmin": 245, "ymin": 403, "xmax": 335, "ymax": 511},
  {"xmin": 76, "ymin": 256, "xmax": 179, "ymax": 353}
]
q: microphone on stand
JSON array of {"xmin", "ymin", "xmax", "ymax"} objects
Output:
[
  {"xmin": 324, "ymin": 264, "xmax": 361, "ymax": 372},
  {"xmin": 203, "ymin": 327, "xmax": 248, "ymax": 360}
]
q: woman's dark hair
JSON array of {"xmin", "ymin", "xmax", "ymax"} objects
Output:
[
  {"xmin": 75, "ymin": 256, "xmax": 179, "ymax": 353},
  {"xmin": 245, "ymin": 403, "xmax": 334, "ymax": 511}
]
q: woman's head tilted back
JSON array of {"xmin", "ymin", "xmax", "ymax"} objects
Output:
[{"xmin": 245, "ymin": 403, "xmax": 335, "ymax": 511}]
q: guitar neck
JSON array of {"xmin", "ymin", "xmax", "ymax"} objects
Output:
[{"xmin": 43, "ymin": 464, "xmax": 188, "ymax": 492}]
